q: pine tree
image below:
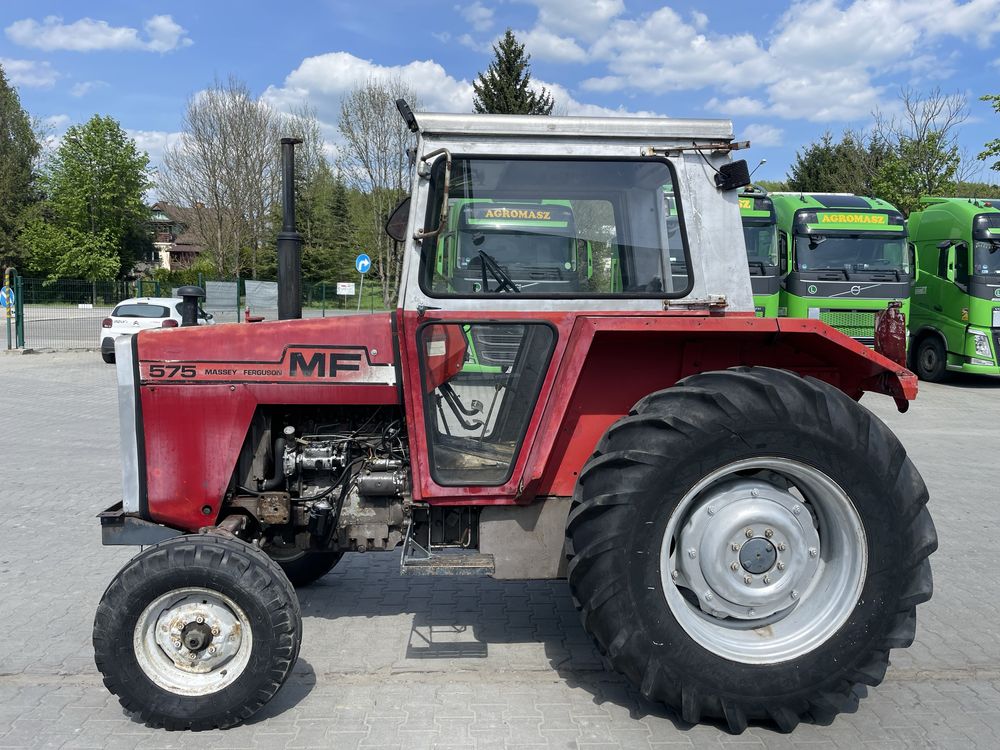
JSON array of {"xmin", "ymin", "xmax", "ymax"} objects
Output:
[{"xmin": 473, "ymin": 29, "xmax": 554, "ymax": 115}]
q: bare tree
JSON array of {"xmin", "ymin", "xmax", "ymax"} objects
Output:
[
  {"xmin": 337, "ymin": 78, "xmax": 418, "ymax": 306},
  {"xmin": 160, "ymin": 76, "xmax": 280, "ymax": 277}
]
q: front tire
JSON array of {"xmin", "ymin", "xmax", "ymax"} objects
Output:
[
  {"xmin": 566, "ymin": 367, "xmax": 935, "ymax": 733},
  {"xmin": 914, "ymin": 336, "xmax": 947, "ymax": 382},
  {"xmin": 93, "ymin": 534, "xmax": 301, "ymax": 729},
  {"xmin": 102, "ymin": 351, "xmax": 115, "ymax": 364}
]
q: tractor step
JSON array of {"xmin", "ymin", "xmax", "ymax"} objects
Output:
[{"xmin": 400, "ymin": 548, "xmax": 495, "ymax": 576}]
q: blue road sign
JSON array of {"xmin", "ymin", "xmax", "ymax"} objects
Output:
[
  {"xmin": 0, "ymin": 286, "xmax": 13, "ymax": 308},
  {"xmin": 355, "ymin": 254, "xmax": 371, "ymax": 274}
]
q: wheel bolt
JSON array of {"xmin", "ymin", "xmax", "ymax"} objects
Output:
[
  {"xmin": 172, "ymin": 640, "xmax": 181, "ymax": 649},
  {"xmin": 730, "ymin": 562, "xmax": 739, "ymax": 572},
  {"xmin": 743, "ymin": 575, "xmax": 752, "ymax": 585},
  {"xmin": 763, "ymin": 575, "xmax": 771, "ymax": 584},
  {"xmin": 777, "ymin": 542, "xmax": 787, "ymax": 551},
  {"xmin": 809, "ymin": 548, "xmax": 818, "ymax": 558},
  {"xmin": 687, "ymin": 548, "xmax": 697, "ymax": 559},
  {"xmin": 208, "ymin": 646, "xmax": 217, "ymax": 654},
  {"xmin": 704, "ymin": 593, "xmax": 714, "ymax": 602},
  {"xmin": 707, "ymin": 505, "xmax": 717, "ymax": 516},
  {"xmin": 748, "ymin": 608, "xmax": 756, "ymax": 616},
  {"xmin": 790, "ymin": 590, "xmax": 799, "ymax": 600},
  {"xmin": 776, "ymin": 562, "xmax": 786, "ymax": 571},
  {"xmin": 671, "ymin": 570, "xmax": 679, "ymax": 581},
  {"xmin": 750, "ymin": 488, "xmax": 760, "ymax": 497},
  {"xmin": 211, "ymin": 627, "xmax": 220, "ymax": 636},
  {"xmin": 745, "ymin": 528, "xmax": 754, "ymax": 538},
  {"xmin": 764, "ymin": 528, "xmax": 774, "ymax": 538},
  {"xmin": 730, "ymin": 543, "xmax": 740, "ymax": 552},
  {"xmin": 792, "ymin": 505, "xmax": 801, "ymax": 516},
  {"xmin": 195, "ymin": 616, "xmax": 205, "ymax": 624}
]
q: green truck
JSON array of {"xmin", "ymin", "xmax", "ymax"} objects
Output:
[
  {"xmin": 770, "ymin": 193, "xmax": 911, "ymax": 345},
  {"xmin": 907, "ymin": 196, "xmax": 1000, "ymax": 380},
  {"xmin": 739, "ymin": 188, "xmax": 780, "ymax": 316}
]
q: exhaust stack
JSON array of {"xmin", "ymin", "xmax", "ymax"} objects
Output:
[{"xmin": 277, "ymin": 137, "xmax": 303, "ymax": 320}]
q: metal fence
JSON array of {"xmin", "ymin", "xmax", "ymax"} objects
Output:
[{"xmin": 4, "ymin": 275, "xmax": 389, "ymax": 351}]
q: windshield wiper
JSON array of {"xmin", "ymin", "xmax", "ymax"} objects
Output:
[{"xmin": 478, "ymin": 250, "xmax": 520, "ymax": 293}]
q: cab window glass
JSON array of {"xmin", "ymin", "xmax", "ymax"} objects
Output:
[{"xmin": 420, "ymin": 158, "xmax": 690, "ymax": 298}]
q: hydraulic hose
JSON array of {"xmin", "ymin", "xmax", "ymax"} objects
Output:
[{"xmin": 261, "ymin": 437, "xmax": 287, "ymax": 491}]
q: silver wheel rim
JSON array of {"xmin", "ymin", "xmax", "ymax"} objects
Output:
[
  {"xmin": 133, "ymin": 587, "xmax": 253, "ymax": 696},
  {"xmin": 659, "ymin": 457, "xmax": 867, "ymax": 664}
]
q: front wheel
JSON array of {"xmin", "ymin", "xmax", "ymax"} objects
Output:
[
  {"xmin": 914, "ymin": 336, "xmax": 947, "ymax": 382},
  {"xmin": 567, "ymin": 367, "xmax": 936, "ymax": 733},
  {"xmin": 93, "ymin": 534, "xmax": 301, "ymax": 729}
]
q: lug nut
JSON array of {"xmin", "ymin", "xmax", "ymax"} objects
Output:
[
  {"xmin": 196, "ymin": 616, "xmax": 205, "ymax": 624},
  {"xmin": 730, "ymin": 562, "xmax": 739, "ymax": 572},
  {"xmin": 208, "ymin": 646, "xmax": 217, "ymax": 654},
  {"xmin": 211, "ymin": 627, "xmax": 220, "ymax": 636},
  {"xmin": 172, "ymin": 640, "xmax": 181, "ymax": 649},
  {"xmin": 809, "ymin": 548, "xmax": 818, "ymax": 558},
  {"xmin": 745, "ymin": 528, "xmax": 754, "ymax": 538},
  {"xmin": 687, "ymin": 548, "xmax": 697, "ymax": 559},
  {"xmin": 750, "ymin": 488, "xmax": 760, "ymax": 497},
  {"xmin": 748, "ymin": 608, "xmax": 756, "ymax": 616},
  {"xmin": 763, "ymin": 575, "xmax": 771, "ymax": 584},
  {"xmin": 671, "ymin": 570, "xmax": 679, "ymax": 581},
  {"xmin": 776, "ymin": 562, "xmax": 786, "ymax": 571},
  {"xmin": 792, "ymin": 505, "xmax": 801, "ymax": 516},
  {"xmin": 777, "ymin": 542, "xmax": 787, "ymax": 551},
  {"xmin": 730, "ymin": 543, "xmax": 740, "ymax": 552},
  {"xmin": 764, "ymin": 528, "xmax": 774, "ymax": 539},
  {"xmin": 790, "ymin": 590, "xmax": 799, "ymax": 600},
  {"xmin": 707, "ymin": 506, "xmax": 717, "ymax": 516},
  {"xmin": 704, "ymin": 593, "xmax": 714, "ymax": 602},
  {"xmin": 744, "ymin": 575, "xmax": 753, "ymax": 585}
]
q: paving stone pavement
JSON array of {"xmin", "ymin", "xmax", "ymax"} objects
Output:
[{"xmin": 1, "ymin": 350, "xmax": 999, "ymax": 749}]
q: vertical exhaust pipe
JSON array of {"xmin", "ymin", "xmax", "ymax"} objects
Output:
[{"xmin": 277, "ymin": 137, "xmax": 303, "ymax": 320}]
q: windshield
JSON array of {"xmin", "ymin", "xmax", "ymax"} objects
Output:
[
  {"xmin": 743, "ymin": 224, "xmax": 778, "ymax": 268},
  {"xmin": 973, "ymin": 240, "xmax": 1000, "ymax": 276},
  {"xmin": 457, "ymin": 230, "xmax": 573, "ymax": 269},
  {"xmin": 794, "ymin": 233, "xmax": 909, "ymax": 274}
]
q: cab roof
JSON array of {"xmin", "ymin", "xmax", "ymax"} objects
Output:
[
  {"xmin": 769, "ymin": 192, "xmax": 900, "ymax": 212},
  {"xmin": 917, "ymin": 196, "xmax": 1000, "ymax": 219},
  {"xmin": 413, "ymin": 111, "xmax": 734, "ymax": 142}
]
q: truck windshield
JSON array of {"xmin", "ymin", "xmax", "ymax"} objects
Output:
[
  {"xmin": 794, "ymin": 233, "xmax": 909, "ymax": 274},
  {"xmin": 457, "ymin": 230, "xmax": 573, "ymax": 269},
  {"xmin": 973, "ymin": 240, "xmax": 1000, "ymax": 276},
  {"xmin": 743, "ymin": 224, "xmax": 778, "ymax": 269}
]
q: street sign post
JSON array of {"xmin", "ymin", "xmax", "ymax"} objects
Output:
[
  {"xmin": 355, "ymin": 254, "xmax": 371, "ymax": 312},
  {"xmin": 1, "ymin": 284, "xmax": 13, "ymax": 350}
]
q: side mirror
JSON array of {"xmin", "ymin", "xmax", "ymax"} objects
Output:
[
  {"xmin": 908, "ymin": 243, "xmax": 918, "ymax": 282},
  {"xmin": 945, "ymin": 245, "xmax": 957, "ymax": 283},
  {"xmin": 715, "ymin": 159, "xmax": 752, "ymax": 191},
  {"xmin": 778, "ymin": 233, "xmax": 788, "ymax": 274},
  {"xmin": 385, "ymin": 197, "xmax": 410, "ymax": 243}
]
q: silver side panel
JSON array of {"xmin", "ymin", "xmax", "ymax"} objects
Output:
[{"xmin": 115, "ymin": 336, "xmax": 141, "ymax": 513}]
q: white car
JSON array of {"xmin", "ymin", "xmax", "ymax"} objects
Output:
[{"xmin": 100, "ymin": 297, "xmax": 213, "ymax": 363}]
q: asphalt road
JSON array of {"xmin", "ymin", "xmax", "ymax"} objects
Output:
[{"xmin": 1, "ymin": 351, "xmax": 999, "ymax": 749}]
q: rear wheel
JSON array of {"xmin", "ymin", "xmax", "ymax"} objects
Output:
[
  {"xmin": 567, "ymin": 367, "xmax": 935, "ymax": 733},
  {"xmin": 269, "ymin": 547, "xmax": 341, "ymax": 587},
  {"xmin": 102, "ymin": 351, "xmax": 115, "ymax": 364},
  {"xmin": 93, "ymin": 534, "xmax": 301, "ymax": 729},
  {"xmin": 914, "ymin": 336, "xmax": 947, "ymax": 382}
]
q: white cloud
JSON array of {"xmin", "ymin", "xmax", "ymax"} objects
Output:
[
  {"xmin": 127, "ymin": 129, "xmax": 183, "ymax": 173},
  {"xmin": 740, "ymin": 123, "xmax": 784, "ymax": 147},
  {"xmin": 517, "ymin": 28, "xmax": 587, "ymax": 63},
  {"xmin": 537, "ymin": 79, "xmax": 663, "ymax": 118},
  {"xmin": 43, "ymin": 114, "xmax": 70, "ymax": 130},
  {"xmin": 0, "ymin": 57, "xmax": 58, "ymax": 88},
  {"xmin": 458, "ymin": 2, "xmax": 494, "ymax": 33},
  {"xmin": 70, "ymin": 80, "xmax": 108, "ymax": 97},
  {"xmin": 707, "ymin": 96, "xmax": 768, "ymax": 117},
  {"xmin": 526, "ymin": 0, "xmax": 625, "ymax": 43},
  {"xmin": 5, "ymin": 14, "xmax": 192, "ymax": 53}
]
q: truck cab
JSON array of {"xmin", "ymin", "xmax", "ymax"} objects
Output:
[
  {"xmin": 770, "ymin": 193, "xmax": 911, "ymax": 345},
  {"xmin": 908, "ymin": 196, "xmax": 1000, "ymax": 380},
  {"xmin": 739, "ymin": 187, "xmax": 780, "ymax": 316}
]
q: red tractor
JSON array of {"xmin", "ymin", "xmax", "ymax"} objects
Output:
[{"xmin": 93, "ymin": 108, "xmax": 935, "ymax": 733}]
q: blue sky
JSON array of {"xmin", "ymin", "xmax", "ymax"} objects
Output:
[{"xmin": 2, "ymin": 0, "xmax": 1000, "ymax": 185}]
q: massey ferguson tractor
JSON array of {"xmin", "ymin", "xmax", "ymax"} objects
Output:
[{"xmin": 92, "ymin": 106, "xmax": 936, "ymax": 734}]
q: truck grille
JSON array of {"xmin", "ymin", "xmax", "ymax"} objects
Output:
[
  {"xmin": 819, "ymin": 310, "xmax": 877, "ymax": 344},
  {"xmin": 471, "ymin": 326, "xmax": 525, "ymax": 367}
]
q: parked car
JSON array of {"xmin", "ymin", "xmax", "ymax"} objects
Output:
[{"xmin": 100, "ymin": 297, "xmax": 213, "ymax": 363}]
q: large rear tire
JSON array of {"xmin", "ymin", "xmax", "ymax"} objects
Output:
[
  {"xmin": 93, "ymin": 534, "xmax": 301, "ymax": 729},
  {"xmin": 566, "ymin": 367, "xmax": 935, "ymax": 733},
  {"xmin": 271, "ymin": 548, "xmax": 341, "ymax": 587}
]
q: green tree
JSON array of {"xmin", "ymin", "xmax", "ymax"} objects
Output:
[
  {"xmin": 19, "ymin": 216, "xmax": 119, "ymax": 280},
  {"xmin": 0, "ymin": 63, "xmax": 41, "ymax": 269},
  {"xmin": 473, "ymin": 29, "xmax": 554, "ymax": 115},
  {"xmin": 978, "ymin": 94, "xmax": 1000, "ymax": 174},
  {"xmin": 787, "ymin": 131, "xmax": 886, "ymax": 196},
  {"xmin": 45, "ymin": 115, "xmax": 154, "ymax": 274}
]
